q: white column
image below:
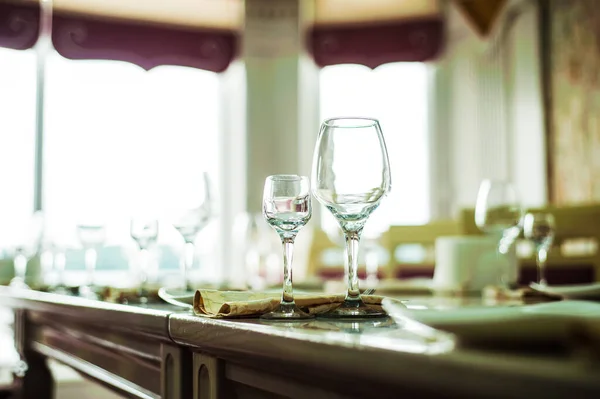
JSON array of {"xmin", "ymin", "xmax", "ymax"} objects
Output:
[
  {"xmin": 243, "ymin": 0, "xmax": 319, "ymax": 212},
  {"xmin": 217, "ymin": 61, "xmax": 247, "ymax": 286},
  {"xmin": 220, "ymin": 0, "xmax": 320, "ymax": 285}
]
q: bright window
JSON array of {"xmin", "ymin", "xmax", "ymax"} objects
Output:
[
  {"xmin": 0, "ymin": 48, "xmax": 36, "ymax": 248},
  {"xmin": 43, "ymin": 53, "xmax": 221, "ymax": 275},
  {"xmin": 319, "ymin": 62, "xmax": 430, "ymax": 232}
]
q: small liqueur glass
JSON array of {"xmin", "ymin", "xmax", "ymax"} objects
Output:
[
  {"xmin": 523, "ymin": 212, "xmax": 555, "ymax": 286},
  {"xmin": 76, "ymin": 221, "xmax": 106, "ymax": 299},
  {"xmin": 9, "ymin": 212, "xmax": 44, "ymax": 289},
  {"xmin": 261, "ymin": 175, "xmax": 313, "ymax": 320}
]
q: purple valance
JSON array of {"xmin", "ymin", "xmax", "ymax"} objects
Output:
[
  {"xmin": 0, "ymin": 1, "xmax": 40, "ymax": 50},
  {"xmin": 309, "ymin": 18, "xmax": 445, "ymax": 69},
  {"xmin": 52, "ymin": 13, "xmax": 239, "ymax": 72}
]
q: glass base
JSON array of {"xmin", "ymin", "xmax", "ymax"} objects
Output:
[
  {"xmin": 318, "ymin": 298, "xmax": 386, "ymax": 319},
  {"xmin": 78, "ymin": 285, "xmax": 100, "ymax": 300},
  {"xmin": 260, "ymin": 304, "xmax": 314, "ymax": 320},
  {"xmin": 9, "ymin": 278, "xmax": 29, "ymax": 289},
  {"xmin": 51, "ymin": 285, "xmax": 72, "ymax": 295}
]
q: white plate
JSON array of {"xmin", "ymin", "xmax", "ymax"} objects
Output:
[
  {"xmin": 157, "ymin": 287, "xmax": 194, "ymax": 309},
  {"xmin": 383, "ymin": 298, "xmax": 600, "ymax": 345},
  {"xmin": 530, "ymin": 282, "xmax": 600, "ymax": 299}
]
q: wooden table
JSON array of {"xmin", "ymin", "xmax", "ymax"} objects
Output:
[
  {"xmin": 0, "ymin": 287, "xmax": 186, "ymax": 399},
  {"xmin": 2, "ymin": 286, "xmax": 600, "ymax": 399}
]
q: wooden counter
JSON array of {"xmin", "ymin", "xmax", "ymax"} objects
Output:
[{"xmin": 2, "ymin": 286, "xmax": 600, "ymax": 398}]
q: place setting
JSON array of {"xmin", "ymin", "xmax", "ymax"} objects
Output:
[{"xmin": 159, "ymin": 117, "xmax": 395, "ymax": 322}]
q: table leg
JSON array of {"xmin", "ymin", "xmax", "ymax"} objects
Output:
[
  {"xmin": 12, "ymin": 310, "xmax": 53, "ymax": 399},
  {"xmin": 161, "ymin": 343, "xmax": 192, "ymax": 399},
  {"xmin": 16, "ymin": 351, "xmax": 53, "ymax": 399}
]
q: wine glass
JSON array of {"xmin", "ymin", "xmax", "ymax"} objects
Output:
[
  {"xmin": 172, "ymin": 172, "xmax": 212, "ymax": 292},
  {"xmin": 523, "ymin": 212, "xmax": 555, "ymax": 286},
  {"xmin": 475, "ymin": 179, "xmax": 522, "ymax": 285},
  {"xmin": 9, "ymin": 212, "xmax": 44, "ymax": 289},
  {"xmin": 76, "ymin": 221, "xmax": 106, "ymax": 298},
  {"xmin": 261, "ymin": 175, "xmax": 313, "ymax": 320},
  {"xmin": 43, "ymin": 221, "xmax": 75, "ymax": 294},
  {"xmin": 130, "ymin": 218, "xmax": 159, "ymax": 303},
  {"xmin": 312, "ymin": 117, "xmax": 391, "ymax": 318}
]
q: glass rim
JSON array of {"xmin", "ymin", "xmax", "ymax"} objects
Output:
[
  {"xmin": 266, "ymin": 174, "xmax": 308, "ymax": 182},
  {"xmin": 322, "ymin": 117, "xmax": 379, "ymax": 129}
]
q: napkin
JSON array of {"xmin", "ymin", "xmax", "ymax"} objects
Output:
[{"xmin": 193, "ymin": 289, "xmax": 387, "ymax": 318}]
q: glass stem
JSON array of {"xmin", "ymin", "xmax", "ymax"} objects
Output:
[
  {"xmin": 139, "ymin": 248, "xmax": 150, "ymax": 294},
  {"xmin": 55, "ymin": 252, "xmax": 66, "ymax": 287},
  {"xmin": 85, "ymin": 248, "xmax": 97, "ymax": 287},
  {"xmin": 280, "ymin": 236, "xmax": 295, "ymax": 306},
  {"xmin": 537, "ymin": 247, "xmax": 548, "ymax": 285},
  {"xmin": 182, "ymin": 242, "xmax": 195, "ymax": 291},
  {"xmin": 14, "ymin": 254, "xmax": 27, "ymax": 281},
  {"xmin": 497, "ymin": 231, "xmax": 515, "ymax": 286},
  {"xmin": 345, "ymin": 231, "xmax": 361, "ymax": 301}
]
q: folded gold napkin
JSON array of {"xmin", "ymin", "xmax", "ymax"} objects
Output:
[{"xmin": 193, "ymin": 289, "xmax": 388, "ymax": 318}]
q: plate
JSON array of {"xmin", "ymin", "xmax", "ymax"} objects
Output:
[
  {"xmin": 157, "ymin": 287, "xmax": 194, "ymax": 309},
  {"xmin": 383, "ymin": 298, "xmax": 600, "ymax": 346},
  {"xmin": 530, "ymin": 282, "xmax": 600, "ymax": 299}
]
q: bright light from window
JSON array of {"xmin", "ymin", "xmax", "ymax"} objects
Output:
[
  {"xmin": 43, "ymin": 53, "xmax": 221, "ymax": 271},
  {"xmin": 319, "ymin": 62, "xmax": 430, "ymax": 233},
  {"xmin": 0, "ymin": 48, "xmax": 36, "ymax": 246}
]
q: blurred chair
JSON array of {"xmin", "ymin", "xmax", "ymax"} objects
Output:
[
  {"xmin": 306, "ymin": 228, "xmax": 342, "ymax": 280},
  {"xmin": 462, "ymin": 205, "xmax": 600, "ymax": 284},
  {"xmin": 381, "ymin": 220, "xmax": 463, "ymax": 279},
  {"xmin": 306, "ymin": 228, "xmax": 388, "ymax": 281},
  {"xmin": 520, "ymin": 204, "xmax": 600, "ymax": 283}
]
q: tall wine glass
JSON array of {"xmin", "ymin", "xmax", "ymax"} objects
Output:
[
  {"xmin": 261, "ymin": 175, "xmax": 313, "ymax": 320},
  {"xmin": 76, "ymin": 221, "xmax": 106, "ymax": 298},
  {"xmin": 9, "ymin": 212, "xmax": 44, "ymax": 289},
  {"xmin": 312, "ymin": 117, "xmax": 391, "ymax": 318},
  {"xmin": 475, "ymin": 179, "xmax": 522, "ymax": 285},
  {"xmin": 523, "ymin": 212, "xmax": 555, "ymax": 286},
  {"xmin": 130, "ymin": 218, "xmax": 159, "ymax": 303},
  {"xmin": 172, "ymin": 172, "xmax": 212, "ymax": 292}
]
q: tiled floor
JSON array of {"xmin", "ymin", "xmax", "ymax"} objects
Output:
[
  {"xmin": 1, "ymin": 307, "xmax": 122, "ymax": 399},
  {"xmin": 51, "ymin": 361, "xmax": 123, "ymax": 399}
]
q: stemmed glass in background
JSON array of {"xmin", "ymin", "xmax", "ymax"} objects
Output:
[
  {"xmin": 172, "ymin": 172, "xmax": 212, "ymax": 293},
  {"xmin": 9, "ymin": 212, "xmax": 44, "ymax": 289},
  {"xmin": 523, "ymin": 212, "xmax": 555, "ymax": 286},
  {"xmin": 76, "ymin": 221, "xmax": 106, "ymax": 298},
  {"xmin": 130, "ymin": 218, "xmax": 159, "ymax": 303},
  {"xmin": 475, "ymin": 179, "xmax": 523, "ymax": 285},
  {"xmin": 312, "ymin": 117, "xmax": 391, "ymax": 318},
  {"xmin": 261, "ymin": 175, "xmax": 312, "ymax": 320}
]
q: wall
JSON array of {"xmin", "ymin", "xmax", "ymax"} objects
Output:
[
  {"xmin": 548, "ymin": 0, "xmax": 600, "ymax": 204},
  {"xmin": 434, "ymin": 0, "xmax": 547, "ymax": 218}
]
